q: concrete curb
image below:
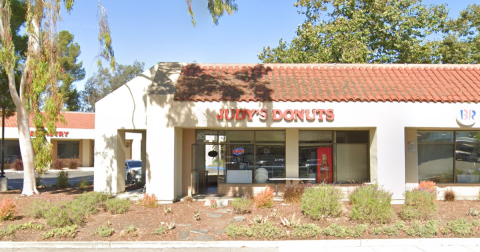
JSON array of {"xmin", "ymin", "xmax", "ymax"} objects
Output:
[{"xmin": 0, "ymin": 238, "xmax": 479, "ymax": 249}]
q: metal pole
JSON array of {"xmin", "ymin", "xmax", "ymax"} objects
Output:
[{"xmin": 1, "ymin": 107, "xmax": 5, "ymax": 177}]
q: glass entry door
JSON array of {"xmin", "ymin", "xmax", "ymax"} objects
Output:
[{"xmin": 192, "ymin": 143, "xmax": 220, "ymax": 195}]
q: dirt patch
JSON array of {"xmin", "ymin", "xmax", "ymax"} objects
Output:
[{"xmin": 0, "ymin": 187, "xmax": 480, "ymax": 241}]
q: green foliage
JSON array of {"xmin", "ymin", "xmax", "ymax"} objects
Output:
[
  {"xmin": 194, "ymin": 211, "xmax": 201, "ymax": 221},
  {"xmin": 56, "ymin": 171, "xmax": 69, "ymax": 188},
  {"xmin": 225, "ymin": 221, "xmax": 284, "ymax": 239},
  {"xmin": 78, "ymin": 179, "xmax": 89, "ymax": 189},
  {"xmin": 405, "ymin": 220, "xmax": 439, "ymax": 238},
  {"xmin": 349, "ymin": 184, "xmax": 394, "ymax": 224},
  {"xmin": 445, "ymin": 218, "xmax": 474, "ymax": 237},
  {"xmin": 232, "ymin": 196, "xmax": 252, "ymax": 214},
  {"xmin": 292, "ymin": 223, "xmax": 322, "ymax": 239},
  {"xmin": 153, "ymin": 226, "xmax": 167, "ymax": 236},
  {"xmin": 399, "ymin": 189, "xmax": 437, "ymax": 220},
  {"xmin": 43, "ymin": 225, "xmax": 77, "ymax": 239},
  {"xmin": 322, "ymin": 223, "xmax": 369, "ymax": 238},
  {"xmin": 105, "ymin": 198, "xmax": 131, "ymax": 214},
  {"xmin": 121, "ymin": 225, "xmax": 137, "ymax": 237},
  {"xmin": 283, "ymin": 184, "xmax": 305, "ymax": 204},
  {"xmin": 259, "ymin": 0, "xmax": 480, "ymax": 64},
  {"xmin": 94, "ymin": 221, "xmax": 115, "ymax": 237},
  {"xmin": 81, "ymin": 61, "xmax": 144, "ymax": 111},
  {"xmin": 383, "ymin": 221, "xmax": 406, "ymax": 236},
  {"xmin": 187, "ymin": 0, "xmax": 238, "ymax": 26},
  {"xmin": 301, "ymin": 184, "xmax": 342, "ymax": 220},
  {"xmin": 0, "ymin": 221, "xmax": 44, "ymax": 238}
]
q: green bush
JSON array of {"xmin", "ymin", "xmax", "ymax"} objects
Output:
[
  {"xmin": 225, "ymin": 221, "xmax": 284, "ymax": 239},
  {"xmin": 43, "ymin": 225, "xmax": 77, "ymax": 239},
  {"xmin": 232, "ymin": 196, "xmax": 252, "ymax": 214},
  {"xmin": 153, "ymin": 226, "xmax": 167, "ymax": 235},
  {"xmin": 105, "ymin": 198, "xmax": 131, "ymax": 214},
  {"xmin": 349, "ymin": 184, "xmax": 394, "ymax": 224},
  {"xmin": 445, "ymin": 218, "xmax": 473, "ymax": 237},
  {"xmin": 301, "ymin": 184, "xmax": 343, "ymax": 220},
  {"xmin": 292, "ymin": 223, "xmax": 322, "ymax": 239},
  {"xmin": 95, "ymin": 221, "xmax": 115, "ymax": 237},
  {"xmin": 322, "ymin": 223, "xmax": 369, "ymax": 238},
  {"xmin": 283, "ymin": 184, "xmax": 305, "ymax": 204},
  {"xmin": 399, "ymin": 189, "xmax": 437, "ymax": 220},
  {"xmin": 56, "ymin": 171, "xmax": 69, "ymax": 188},
  {"xmin": 383, "ymin": 221, "xmax": 406, "ymax": 236},
  {"xmin": 405, "ymin": 220, "xmax": 438, "ymax": 238}
]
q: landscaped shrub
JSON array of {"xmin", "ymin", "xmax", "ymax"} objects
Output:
[
  {"xmin": 12, "ymin": 159, "xmax": 23, "ymax": 171},
  {"xmin": 56, "ymin": 171, "xmax": 69, "ymax": 188},
  {"xmin": 73, "ymin": 191, "xmax": 109, "ymax": 215},
  {"xmin": 66, "ymin": 158, "xmax": 81, "ymax": 170},
  {"xmin": 51, "ymin": 159, "xmax": 63, "ymax": 170},
  {"xmin": 254, "ymin": 186, "xmax": 274, "ymax": 209},
  {"xmin": 301, "ymin": 184, "xmax": 342, "ymax": 220},
  {"xmin": 105, "ymin": 198, "xmax": 131, "ymax": 214},
  {"xmin": 43, "ymin": 225, "xmax": 77, "ymax": 239},
  {"xmin": 94, "ymin": 221, "xmax": 115, "ymax": 237},
  {"xmin": 444, "ymin": 188, "xmax": 456, "ymax": 202},
  {"xmin": 405, "ymin": 220, "xmax": 439, "ymax": 238},
  {"xmin": 232, "ymin": 196, "xmax": 252, "ymax": 214},
  {"xmin": 141, "ymin": 193, "xmax": 158, "ymax": 208},
  {"xmin": 283, "ymin": 184, "xmax": 306, "ymax": 204},
  {"xmin": 418, "ymin": 181, "xmax": 436, "ymax": 193},
  {"xmin": 225, "ymin": 221, "xmax": 284, "ymax": 239},
  {"xmin": 349, "ymin": 184, "xmax": 394, "ymax": 224},
  {"xmin": 399, "ymin": 188, "xmax": 437, "ymax": 220},
  {"xmin": 292, "ymin": 223, "xmax": 322, "ymax": 239},
  {"xmin": 322, "ymin": 223, "xmax": 369, "ymax": 238},
  {"xmin": 444, "ymin": 218, "xmax": 474, "ymax": 237},
  {"xmin": 0, "ymin": 198, "xmax": 17, "ymax": 221}
]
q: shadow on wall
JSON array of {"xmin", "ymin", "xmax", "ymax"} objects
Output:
[{"xmin": 145, "ymin": 63, "xmax": 276, "ymax": 129}]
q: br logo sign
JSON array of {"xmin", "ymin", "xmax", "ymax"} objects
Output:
[{"xmin": 456, "ymin": 109, "xmax": 477, "ymax": 126}]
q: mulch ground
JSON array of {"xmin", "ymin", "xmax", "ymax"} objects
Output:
[{"xmin": 0, "ymin": 186, "xmax": 479, "ymax": 241}]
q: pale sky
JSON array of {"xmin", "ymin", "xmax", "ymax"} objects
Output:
[{"xmin": 57, "ymin": 0, "xmax": 479, "ymax": 91}]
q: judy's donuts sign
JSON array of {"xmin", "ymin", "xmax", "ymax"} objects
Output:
[{"xmin": 216, "ymin": 109, "xmax": 334, "ymax": 122}]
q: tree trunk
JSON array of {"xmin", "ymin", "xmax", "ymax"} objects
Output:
[{"xmin": 17, "ymin": 104, "xmax": 37, "ymax": 195}]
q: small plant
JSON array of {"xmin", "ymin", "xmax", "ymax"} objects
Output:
[
  {"xmin": 283, "ymin": 184, "xmax": 305, "ymax": 204},
  {"xmin": 399, "ymin": 188, "xmax": 437, "ymax": 220},
  {"xmin": 56, "ymin": 171, "xmax": 69, "ymax": 188},
  {"xmin": 468, "ymin": 208, "xmax": 480, "ymax": 216},
  {"xmin": 252, "ymin": 215, "xmax": 268, "ymax": 224},
  {"xmin": 67, "ymin": 158, "xmax": 81, "ymax": 170},
  {"xmin": 292, "ymin": 223, "xmax": 322, "ymax": 239},
  {"xmin": 301, "ymin": 184, "xmax": 343, "ymax": 220},
  {"xmin": 405, "ymin": 220, "xmax": 439, "ymax": 238},
  {"xmin": 166, "ymin": 222, "xmax": 176, "ymax": 230},
  {"xmin": 121, "ymin": 225, "xmax": 137, "ymax": 237},
  {"xmin": 225, "ymin": 221, "xmax": 284, "ymax": 239},
  {"xmin": 43, "ymin": 225, "xmax": 77, "ymax": 239},
  {"xmin": 105, "ymin": 198, "xmax": 131, "ymax": 214},
  {"xmin": 280, "ymin": 212, "xmax": 301, "ymax": 228},
  {"xmin": 349, "ymin": 184, "xmax": 394, "ymax": 224},
  {"xmin": 209, "ymin": 199, "xmax": 217, "ymax": 209},
  {"xmin": 254, "ymin": 186, "xmax": 274, "ymax": 209},
  {"xmin": 51, "ymin": 159, "xmax": 64, "ymax": 170},
  {"xmin": 12, "ymin": 159, "xmax": 23, "ymax": 171},
  {"xmin": 444, "ymin": 188, "xmax": 456, "ymax": 202},
  {"xmin": 78, "ymin": 179, "xmax": 89, "ymax": 189},
  {"xmin": 153, "ymin": 226, "xmax": 166, "ymax": 235},
  {"xmin": 163, "ymin": 206, "xmax": 173, "ymax": 214},
  {"xmin": 232, "ymin": 196, "xmax": 252, "ymax": 214},
  {"xmin": 94, "ymin": 221, "xmax": 115, "ymax": 237},
  {"xmin": 141, "ymin": 193, "xmax": 158, "ymax": 208},
  {"xmin": 0, "ymin": 198, "xmax": 17, "ymax": 221},
  {"xmin": 269, "ymin": 209, "xmax": 279, "ymax": 218},
  {"xmin": 194, "ymin": 211, "xmax": 201, "ymax": 221},
  {"xmin": 445, "ymin": 218, "xmax": 473, "ymax": 237},
  {"xmin": 418, "ymin": 181, "xmax": 436, "ymax": 193},
  {"xmin": 383, "ymin": 221, "xmax": 406, "ymax": 236},
  {"xmin": 183, "ymin": 196, "xmax": 193, "ymax": 203}
]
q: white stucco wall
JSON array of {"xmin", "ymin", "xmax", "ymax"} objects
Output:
[{"xmin": 94, "ymin": 62, "xmax": 480, "ymax": 202}]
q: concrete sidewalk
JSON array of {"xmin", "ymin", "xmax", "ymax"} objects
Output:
[{"xmin": 0, "ymin": 238, "xmax": 479, "ymax": 251}]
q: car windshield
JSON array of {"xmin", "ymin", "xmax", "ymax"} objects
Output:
[{"xmin": 127, "ymin": 161, "xmax": 142, "ymax": 168}]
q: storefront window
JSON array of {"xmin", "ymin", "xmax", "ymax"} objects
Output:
[
  {"xmin": 418, "ymin": 131, "xmax": 480, "ymax": 183},
  {"xmin": 57, "ymin": 141, "xmax": 79, "ymax": 159},
  {"xmin": 299, "ymin": 131, "xmax": 369, "ymax": 184}
]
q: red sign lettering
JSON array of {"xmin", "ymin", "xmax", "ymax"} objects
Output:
[{"xmin": 216, "ymin": 109, "xmax": 334, "ymax": 122}]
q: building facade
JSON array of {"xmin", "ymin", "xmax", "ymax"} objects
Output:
[{"xmin": 94, "ymin": 62, "xmax": 480, "ymax": 203}]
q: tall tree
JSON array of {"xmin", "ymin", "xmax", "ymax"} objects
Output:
[
  {"xmin": 81, "ymin": 61, "xmax": 144, "ymax": 112},
  {"xmin": 58, "ymin": 30, "xmax": 85, "ymax": 111},
  {"xmin": 259, "ymin": 0, "xmax": 478, "ymax": 64},
  {"xmin": 0, "ymin": 0, "xmax": 237, "ymax": 196}
]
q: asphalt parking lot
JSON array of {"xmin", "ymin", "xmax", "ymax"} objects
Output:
[{"xmin": 3, "ymin": 169, "xmax": 94, "ymax": 190}]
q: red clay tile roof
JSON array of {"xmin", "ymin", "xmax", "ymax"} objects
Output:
[
  {"xmin": 1, "ymin": 112, "xmax": 95, "ymax": 129},
  {"xmin": 174, "ymin": 63, "xmax": 480, "ymax": 103}
]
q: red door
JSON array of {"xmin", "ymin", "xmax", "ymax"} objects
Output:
[{"xmin": 316, "ymin": 147, "xmax": 332, "ymax": 183}]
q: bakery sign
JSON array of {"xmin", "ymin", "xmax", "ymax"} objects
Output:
[
  {"xmin": 216, "ymin": 109, "xmax": 334, "ymax": 122},
  {"xmin": 30, "ymin": 131, "xmax": 70, "ymax": 137}
]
